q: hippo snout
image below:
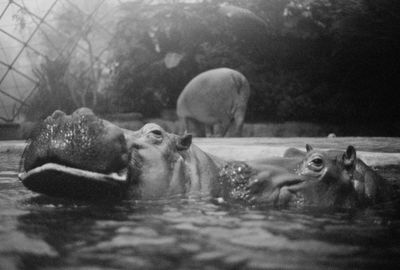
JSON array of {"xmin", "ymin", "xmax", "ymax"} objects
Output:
[
  {"xmin": 23, "ymin": 108, "xmax": 129, "ymax": 174},
  {"xmin": 19, "ymin": 109, "xmax": 132, "ymax": 199}
]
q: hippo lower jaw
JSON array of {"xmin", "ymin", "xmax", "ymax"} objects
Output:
[
  {"xmin": 19, "ymin": 163, "xmax": 129, "ymax": 200},
  {"xmin": 270, "ymin": 179, "xmax": 341, "ymax": 207},
  {"xmin": 274, "ymin": 181, "xmax": 309, "ymax": 206},
  {"xmin": 244, "ymin": 171, "xmax": 308, "ymax": 207}
]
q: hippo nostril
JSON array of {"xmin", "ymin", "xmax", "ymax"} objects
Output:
[
  {"xmin": 120, "ymin": 152, "xmax": 129, "ymax": 164},
  {"xmin": 129, "ymin": 142, "xmax": 143, "ymax": 150}
]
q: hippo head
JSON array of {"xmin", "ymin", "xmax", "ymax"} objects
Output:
[
  {"xmin": 292, "ymin": 144, "xmax": 358, "ymax": 207},
  {"xmin": 19, "ymin": 108, "xmax": 193, "ymax": 200},
  {"xmin": 124, "ymin": 123, "xmax": 193, "ymax": 199},
  {"xmin": 23, "ymin": 108, "xmax": 129, "ymax": 175},
  {"xmin": 244, "ymin": 145, "xmax": 359, "ymax": 208}
]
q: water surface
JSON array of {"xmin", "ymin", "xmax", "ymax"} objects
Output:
[{"xmin": 1, "ymin": 141, "xmax": 400, "ymax": 270}]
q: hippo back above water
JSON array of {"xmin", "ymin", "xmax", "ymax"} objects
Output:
[{"xmin": 177, "ymin": 68, "xmax": 250, "ymax": 137}]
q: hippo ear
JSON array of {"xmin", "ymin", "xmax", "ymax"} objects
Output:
[
  {"xmin": 306, "ymin": 144, "xmax": 313, "ymax": 152},
  {"xmin": 177, "ymin": 134, "xmax": 192, "ymax": 151},
  {"xmin": 51, "ymin": 110, "xmax": 66, "ymax": 119},
  {"xmin": 343, "ymin": 145, "xmax": 356, "ymax": 168}
]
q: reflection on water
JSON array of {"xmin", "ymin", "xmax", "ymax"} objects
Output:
[{"xmin": 1, "ymin": 150, "xmax": 400, "ymax": 269}]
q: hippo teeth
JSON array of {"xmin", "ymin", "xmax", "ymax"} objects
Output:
[{"xmin": 109, "ymin": 168, "xmax": 129, "ymax": 181}]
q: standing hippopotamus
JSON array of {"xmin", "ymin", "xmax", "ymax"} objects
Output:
[
  {"xmin": 19, "ymin": 109, "xmax": 392, "ymax": 208},
  {"xmin": 177, "ymin": 68, "xmax": 250, "ymax": 137}
]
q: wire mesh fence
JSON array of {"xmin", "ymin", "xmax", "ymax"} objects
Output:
[{"xmin": 0, "ymin": 0, "xmax": 118, "ymax": 123}]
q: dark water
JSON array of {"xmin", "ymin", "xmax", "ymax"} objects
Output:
[{"xmin": 1, "ymin": 145, "xmax": 400, "ymax": 270}]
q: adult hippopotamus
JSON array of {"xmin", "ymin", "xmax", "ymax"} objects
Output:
[
  {"xmin": 19, "ymin": 109, "xmax": 392, "ymax": 208},
  {"xmin": 20, "ymin": 108, "xmax": 298, "ymax": 204},
  {"xmin": 177, "ymin": 68, "xmax": 250, "ymax": 137}
]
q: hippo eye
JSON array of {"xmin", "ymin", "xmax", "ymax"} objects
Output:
[
  {"xmin": 150, "ymin": 129, "xmax": 162, "ymax": 136},
  {"xmin": 148, "ymin": 129, "xmax": 163, "ymax": 143},
  {"xmin": 310, "ymin": 158, "xmax": 323, "ymax": 167}
]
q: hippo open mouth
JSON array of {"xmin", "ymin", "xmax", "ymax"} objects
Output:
[
  {"xmin": 18, "ymin": 109, "xmax": 133, "ymax": 200},
  {"xmin": 217, "ymin": 161, "xmax": 308, "ymax": 206},
  {"xmin": 19, "ymin": 163, "xmax": 128, "ymax": 200},
  {"xmin": 251, "ymin": 173, "xmax": 310, "ymax": 207}
]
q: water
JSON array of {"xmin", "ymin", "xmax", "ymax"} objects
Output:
[{"xmin": 1, "ymin": 143, "xmax": 400, "ymax": 270}]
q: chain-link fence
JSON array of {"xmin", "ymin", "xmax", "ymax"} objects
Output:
[{"xmin": 0, "ymin": 0, "xmax": 118, "ymax": 123}]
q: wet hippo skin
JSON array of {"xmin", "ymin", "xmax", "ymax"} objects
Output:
[
  {"xmin": 19, "ymin": 108, "xmax": 393, "ymax": 207},
  {"xmin": 21, "ymin": 108, "xmax": 130, "ymax": 199},
  {"xmin": 23, "ymin": 108, "xmax": 129, "ymax": 174},
  {"xmin": 281, "ymin": 145, "xmax": 394, "ymax": 205}
]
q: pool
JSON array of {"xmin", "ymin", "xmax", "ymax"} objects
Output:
[{"xmin": 1, "ymin": 139, "xmax": 400, "ymax": 270}]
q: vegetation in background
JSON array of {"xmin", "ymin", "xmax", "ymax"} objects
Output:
[
  {"xmin": 21, "ymin": 2, "xmax": 111, "ymax": 120},
  {"xmin": 22, "ymin": 0, "xmax": 400, "ymax": 135}
]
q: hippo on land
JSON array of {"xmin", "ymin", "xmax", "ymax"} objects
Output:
[
  {"xmin": 177, "ymin": 68, "xmax": 250, "ymax": 137},
  {"xmin": 19, "ymin": 109, "xmax": 392, "ymax": 208}
]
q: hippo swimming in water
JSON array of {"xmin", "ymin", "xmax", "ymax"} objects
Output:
[
  {"xmin": 19, "ymin": 109, "xmax": 392, "ymax": 208},
  {"xmin": 20, "ymin": 108, "xmax": 298, "ymax": 204},
  {"xmin": 282, "ymin": 145, "xmax": 394, "ymax": 206}
]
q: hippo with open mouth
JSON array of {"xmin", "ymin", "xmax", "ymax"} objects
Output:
[{"xmin": 19, "ymin": 108, "xmax": 392, "ymax": 207}]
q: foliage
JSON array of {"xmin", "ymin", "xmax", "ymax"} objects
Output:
[
  {"xmin": 108, "ymin": 0, "xmax": 379, "ymax": 121},
  {"xmin": 108, "ymin": 1, "xmax": 219, "ymax": 115},
  {"xmin": 22, "ymin": 2, "xmax": 111, "ymax": 119},
  {"xmin": 23, "ymin": 58, "xmax": 76, "ymax": 120},
  {"xmin": 22, "ymin": 0, "xmax": 400, "ymax": 135}
]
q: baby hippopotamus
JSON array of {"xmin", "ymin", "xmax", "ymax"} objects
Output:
[
  {"xmin": 19, "ymin": 108, "xmax": 393, "ymax": 208},
  {"xmin": 282, "ymin": 145, "xmax": 393, "ymax": 206}
]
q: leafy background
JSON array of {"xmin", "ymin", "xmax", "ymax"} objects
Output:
[{"xmin": 22, "ymin": 0, "xmax": 400, "ymax": 136}]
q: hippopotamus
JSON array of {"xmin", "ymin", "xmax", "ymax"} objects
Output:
[
  {"xmin": 19, "ymin": 109, "xmax": 392, "ymax": 208},
  {"xmin": 281, "ymin": 145, "xmax": 394, "ymax": 205},
  {"xmin": 176, "ymin": 68, "xmax": 250, "ymax": 137},
  {"xmin": 20, "ymin": 108, "xmax": 299, "ymax": 204}
]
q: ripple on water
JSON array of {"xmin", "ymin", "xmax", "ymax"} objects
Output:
[
  {"xmin": 0, "ymin": 172, "xmax": 18, "ymax": 178},
  {"xmin": 199, "ymin": 226, "xmax": 360, "ymax": 256},
  {"xmin": 1, "ymin": 149, "xmax": 400, "ymax": 270},
  {"xmin": 95, "ymin": 235, "xmax": 176, "ymax": 250},
  {"xmin": 116, "ymin": 226, "xmax": 158, "ymax": 237},
  {"xmin": 107, "ymin": 256, "xmax": 151, "ymax": 269},
  {"xmin": 173, "ymin": 222, "xmax": 198, "ymax": 231},
  {"xmin": 179, "ymin": 243, "xmax": 201, "ymax": 253},
  {"xmin": 194, "ymin": 250, "xmax": 230, "ymax": 262},
  {"xmin": 0, "ymin": 232, "xmax": 58, "ymax": 257}
]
